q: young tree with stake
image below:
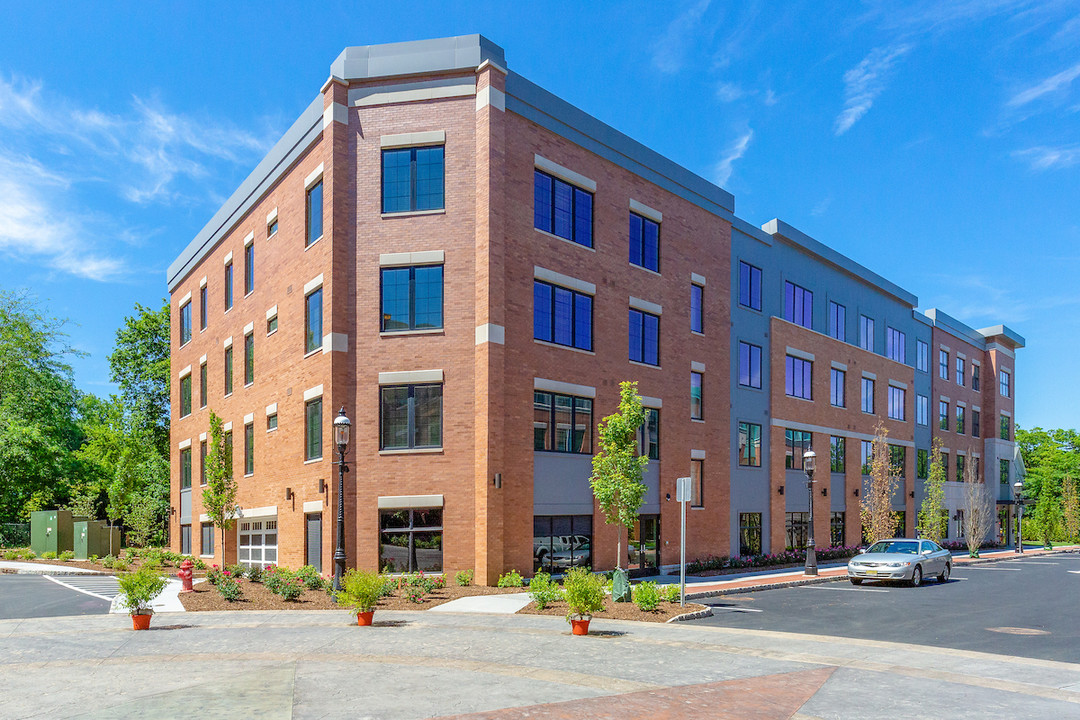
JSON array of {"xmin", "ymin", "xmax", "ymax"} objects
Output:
[
  {"xmin": 861, "ymin": 423, "xmax": 899, "ymax": 544},
  {"xmin": 202, "ymin": 411, "xmax": 237, "ymax": 564}
]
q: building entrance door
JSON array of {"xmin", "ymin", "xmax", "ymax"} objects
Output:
[{"xmin": 627, "ymin": 514, "xmax": 660, "ymax": 576}]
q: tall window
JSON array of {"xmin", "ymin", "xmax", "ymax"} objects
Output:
[
  {"xmin": 201, "ymin": 523, "xmax": 214, "ymax": 555},
  {"xmin": 200, "ymin": 440, "xmax": 207, "ymax": 485},
  {"xmin": 916, "ymin": 339, "xmax": 928, "ymax": 372},
  {"xmin": 972, "ymin": 364, "xmax": 980, "ymax": 390},
  {"xmin": 690, "ymin": 284, "xmax": 703, "ymax": 333},
  {"xmin": 739, "ymin": 342, "xmax": 761, "ymax": 389},
  {"xmin": 224, "ymin": 262, "xmax": 233, "ymax": 311},
  {"xmin": 628, "ymin": 309, "xmax": 660, "ymax": 365},
  {"xmin": 917, "ymin": 449, "xmax": 928, "ymax": 479},
  {"xmin": 244, "ymin": 333, "xmax": 254, "ymax": 386},
  {"xmin": 224, "ymin": 430, "xmax": 233, "ymax": 476},
  {"xmin": 830, "ymin": 368, "xmax": 845, "ymax": 407},
  {"xmin": 533, "ymin": 391, "xmax": 591, "ymax": 453},
  {"xmin": 890, "ymin": 445, "xmax": 906, "ymax": 478},
  {"xmin": 738, "ymin": 422, "xmax": 761, "ymax": 467},
  {"xmin": 533, "ymin": 281, "xmax": 592, "ymax": 351},
  {"xmin": 1000, "ymin": 459, "xmax": 1010, "ymax": 485},
  {"xmin": 1000, "ymin": 415, "xmax": 1011, "ymax": 440},
  {"xmin": 686, "ymin": 459, "xmax": 703, "ymax": 507},
  {"xmin": 955, "ymin": 357, "xmax": 965, "ymax": 386},
  {"xmin": 244, "ymin": 243, "xmax": 254, "ymax": 295},
  {"xmin": 200, "ymin": 363, "xmax": 208, "ymax": 408},
  {"xmin": 533, "ymin": 169, "xmax": 593, "ymax": 248},
  {"xmin": 939, "ymin": 400, "xmax": 949, "ymax": 431},
  {"xmin": 244, "ymin": 422, "xmax": 254, "ymax": 476},
  {"xmin": 972, "ymin": 410, "xmax": 981, "ymax": 438},
  {"xmin": 382, "ymin": 265, "xmax": 444, "ymax": 331},
  {"xmin": 939, "ymin": 349, "xmax": 949, "ymax": 380},
  {"xmin": 305, "ymin": 287, "xmax": 323, "ymax": 353},
  {"xmin": 200, "ymin": 286, "xmax": 207, "ymax": 330},
  {"xmin": 829, "ymin": 301, "xmax": 846, "ymax": 341},
  {"xmin": 830, "ymin": 436, "xmax": 845, "ymax": 472},
  {"xmin": 859, "ymin": 315, "xmax": 874, "ymax": 352},
  {"xmin": 956, "ymin": 406, "xmax": 966, "ymax": 434},
  {"xmin": 637, "ymin": 408, "xmax": 659, "ymax": 460},
  {"xmin": 886, "ymin": 327, "xmax": 905, "ymax": 363},
  {"xmin": 179, "ymin": 375, "xmax": 192, "ymax": 418},
  {"xmin": 831, "ymin": 512, "xmax": 846, "ymax": 548},
  {"xmin": 785, "ymin": 429, "xmax": 812, "ymax": 469},
  {"xmin": 306, "ymin": 179, "xmax": 323, "ymax": 246},
  {"xmin": 887, "ymin": 385, "xmax": 905, "ymax": 421},
  {"xmin": 628, "ymin": 213, "xmax": 659, "ymax": 272},
  {"xmin": 382, "ymin": 146, "xmax": 445, "ymax": 213},
  {"xmin": 224, "ymin": 346, "xmax": 233, "ymax": 396},
  {"xmin": 916, "ymin": 394, "xmax": 928, "ymax": 426},
  {"xmin": 1000, "ymin": 370, "xmax": 1011, "ymax": 397},
  {"xmin": 956, "ymin": 454, "xmax": 965, "ymax": 483},
  {"xmin": 691, "ymin": 371, "xmax": 703, "ymax": 420},
  {"xmin": 739, "ymin": 513, "xmax": 762, "ymax": 556},
  {"xmin": 739, "ymin": 261, "xmax": 762, "ymax": 311},
  {"xmin": 381, "ymin": 384, "xmax": 443, "ymax": 450},
  {"xmin": 941, "ymin": 452, "xmax": 949, "ymax": 481},
  {"xmin": 784, "ymin": 281, "xmax": 812, "ymax": 328},
  {"xmin": 786, "ymin": 512, "xmax": 809, "ymax": 550},
  {"xmin": 861, "ymin": 440, "xmax": 873, "ymax": 475},
  {"xmin": 180, "ymin": 302, "xmax": 192, "ymax": 345},
  {"xmin": 305, "ymin": 398, "xmax": 322, "ymax": 460},
  {"xmin": 180, "ymin": 448, "xmax": 192, "ymax": 489},
  {"xmin": 785, "ymin": 356, "xmax": 812, "ymax": 400},
  {"xmin": 861, "ymin": 377, "xmax": 875, "ymax": 414}
]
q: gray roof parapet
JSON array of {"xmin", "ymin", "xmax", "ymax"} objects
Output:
[{"xmin": 330, "ymin": 34, "xmax": 505, "ymax": 81}]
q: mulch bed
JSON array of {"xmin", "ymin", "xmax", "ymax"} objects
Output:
[{"xmin": 519, "ymin": 597, "xmax": 707, "ymax": 623}]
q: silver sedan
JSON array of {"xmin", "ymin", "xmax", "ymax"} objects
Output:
[{"xmin": 847, "ymin": 539, "xmax": 952, "ymax": 586}]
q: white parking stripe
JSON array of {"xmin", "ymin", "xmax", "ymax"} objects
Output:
[
  {"xmin": 43, "ymin": 576, "xmax": 116, "ymax": 602},
  {"xmin": 1001, "ymin": 561, "xmax": 1058, "ymax": 565},
  {"xmin": 711, "ymin": 606, "xmax": 764, "ymax": 613},
  {"xmin": 805, "ymin": 585, "xmax": 889, "ymax": 593}
]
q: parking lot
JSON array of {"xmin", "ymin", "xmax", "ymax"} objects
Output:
[{"xmin": 688, "ymin": 551, "xmax": 1080, "ymax": 663}]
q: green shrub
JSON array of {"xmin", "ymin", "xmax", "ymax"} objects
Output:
[
  {"xmin": 455, "ymin": 569, "xmax": 473, "ymax": 586},
  {"xmin": 337, "ymin": 569, "xmax": 385, "ymax": 614},
  {"xmin": 297, "ymin": 565, "xmax": 325, "ymax": 590},
  {"xmin": 528, "ymin": 571, "xmax": 564, "ymax": 610},
  {"xmin": 88, "ymin": 554, "xmax": 99, "ymax": 563},
  {"xmin": 58, "ymin": 550, "xmax": 75, "ymax": 562},
  {"xmin": 497, "ymin": 569, "xmax": 524, "ymax": 588},
  {"xmin": 563, "ymin": 567, "xmax": 605, "ymax": 620},
  {"xmin": 274, "ymin": 575, "xmax": 305, "ymax": 601},
  {"xmin": 403, "ymin": 584, "xmax": 426, "ymax": 603},
  {"xmin": 226, "ymin": 563, "xmax": 246, "ymax": 579},
  {"xmin": 217, "ymin": 574, "xmax": 243, "ymax": 602},
  {"xmin": 262, "ymin": 566, "xmax": 289, "ymax": 593},
  {"xmin": 633, "ymin": 581, "xmax": 661, "ymax": 612},
  {"xmin": 116, "ymin": 565, "xmax": 168, "ymax": 614},
  {"xmin": 207, "ymin": 566, "xmax": 224, "ymax": 586},
  {"xmin": 263, "ymin": 566, "xmax": 304, "ymax": 600},
  {"xmin": 245, "ymin": 565, "xmax": 264, "ymax": 582},
  {"xmin": 2, "ymin": 549, "xmax": 18, "ymax": 561},
  {"xmin": 661, "ymin": 583, "xmax": 681, "ymax": 604},
  {"xmin": 184, "ymin": 556, "xmax": 207, "ymax": 570},
  {"xmin": 41, "ymin": 551, "xmax": 57, "ymax": 560}
]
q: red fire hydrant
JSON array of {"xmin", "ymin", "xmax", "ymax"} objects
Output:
[{"xmin": 178, "ymin": 559, "xmax": 194, "ymax": 593}]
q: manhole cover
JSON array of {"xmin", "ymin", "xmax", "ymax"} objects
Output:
[{"xmin": 986, "ymin": 627, "xmax": 1050, "ymax": 636}]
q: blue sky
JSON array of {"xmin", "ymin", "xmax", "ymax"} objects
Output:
[{"xmin": 1, "ymin": 1, "xmax": 1077, "ymax": 429}]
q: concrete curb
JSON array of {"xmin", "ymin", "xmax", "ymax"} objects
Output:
[
  {"xmin": 666, "ymin": 606, "xmax": 714, "ymax": 622},
  {"xmin": 0, "ymin": 567, "xmax": 105, "ymax": 577},
  {"xmin": 685, "ymin": 573, "xmax": 847, "ymax": 599}
]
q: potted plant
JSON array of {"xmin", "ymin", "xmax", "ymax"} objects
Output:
[
  {"xmin": 116, "ymin": 565, "xmax": 168, "ymax": 630},
  {"xmin": 563, "ymin": 566, "xmax": 605, "ymax": 635},
  {"xmin": 336, "ymin": 568, "xmax": 386, "ymax": 626}
]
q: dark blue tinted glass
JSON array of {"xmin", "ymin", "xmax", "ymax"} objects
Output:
[
  {"xmin": 574, "ymin": 188, "xmax": 592, "ymax": 247},
  {"xmin": 629, "ymin": 214, "xmax": 642, "ymax": 266},
  {"xmin": 553, "ymin": 180, "xmax": 573, "ymax": 239},
  {"xmin": 533, "ymin": 281, "xmax": 552, "ymax": 341},
  {"xmin": 307, "ymin": 181, "xmax": 323, "ymax": 244},
  {"xmin": 534, "ymin": 171, "xmax": 552, "ymax": 233},
  {"xmin": 574, "ymin": 293, "xmax": 592, "ymax": 351},
  {"xmin": 691, "ymin": 284, "xmax": 703, "ymax": 333},
  {"xmin": 629, "ymin": 309, "xmax": 642, "ymax": 362},
  {"xmin": 553, "ymin": 287, "xmax": 573, "ymax": 346},
  {"xmin": 642, "ymin": 218, "xmax": 658, "ymax": 271},
  {"xmin": 413, "ymin": 266, "xmax": 443, "ymax": 329},
  {"xmin": 382, "ymin": 149, "xmax": 412, "ymax": 213},
  {"xmin": 381, "ymin": 268, "xmax": 410, "ymax": 331},
  {"xmin": 642, "ymin": 312, "xmax": 659, "ymax": 365},
  {"xmin": 414, "ymin": 147, "xmax": 444, "ymax": 211}
]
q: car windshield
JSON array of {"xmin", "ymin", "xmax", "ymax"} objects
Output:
[{"xmin": 867, "ymin": 541, "xmax": 919, "ymax": 554}]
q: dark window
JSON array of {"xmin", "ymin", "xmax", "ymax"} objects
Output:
[
  {"xmin": 267, "ymin": 314, "xmax": 278, "ymax": 334},
  {"xmin": 1000, "ymin": 459, "xmax": 1010, "ymax": 485},
  {"xmin": 224, "ymin": 346, "xmax": 233, "ymax": 396},
  {"xmin": 200, "ymin": 440, "xmax": 207, "ymax": 485},
  {"xmin": 739, "ymin": 342, "xmax": 761, "ymax": 388},
  {"xmin": 533, "ymin": 515, "xmax": 591, "ymax": 574},
  {"xmin": 244, "ymin": 423, "xmax": 254, "ymax": 476},
  {"xmin": 972, "ymin": 410, "xmax": 981, "ymax": 437},
  {"xmin": 268, "ymin": 217, "xmax": 278, "ymax": 236},
  {"xmin": 972, "ymin": 364, "xmax": 980, "ymax": 390},
  {"xmin": 180, "ymin": 524, "xmax": 191, "ymax": 555},
  {"xmin": 382, "ymin": 146, "xmax": 445, "ymax": 213},
  {"xmin": 887, "ymin": 327, "xmax": 905, "ymax": 363},
  {"xmin": 381, "ymin": 265, "xmax": 444, "ymax": 331},
  {"xmin": 267, "ymin": 413, "xmax": 278, "ymax": 431},
  {"xmin": 939, "ymin": 400, "xmax": 949, "ymax": 431},
  {"xmin": 784, "ymin": 281, "xmax": 812, "ymax": 328},
  {"xmin": 533, "ymin": 391, "xmax": 592, "ymax": 453},
  {"xmin": 180, "ymin": 302, "xmax": 192, "ymax": 345},
  {"xmin": 533, "ymin": 169, "xmax": 593, "ymax": 247},
  {"xmin": 305, "ymin": 398, "xmax": 322, "ymax": 460},
  {"xmin": 785, "ymin": 355, "xmax": 812, "ymax": 400},
  {"xmin": 201, "ymin": 523, "xmax": 214, "ymax": 555},
  {"xmin": 380, "ymin": 508, "xmax": 443, "ymax": 573},
  {"xmin": 533, "ymin": 281, "xmax": 592, "ymax": 351},
  {"xmin": 200, "ymin": 363, "xmax": 207, "ymax": 408},
  {"xmin": 939, "ymin": 349, "xmax": 949, "ymax": 380},
  {"xmin": 637, "ymin": 407, "xmax": 660, "ymax": 460},
  {"xmin": 224, "ymin": 262, "xmax": 233, "ymax": 311},
  {"xmin": 628, "ymin": 213, "xmax": 659, "ymax": 272},
  {"xmin": 829, "ymin": 301, "xmax": 846, "ymax": 342},
  {"xmin": 628, "ymin": 309, "xmax": 660, "ymax": 365},
  {"xmin": 888, "ymin": 386, "xmax": 905, "ymax": 421},
  {"xmin": 739, "ymin": 513, "xmax": 762, "ymax": 556},
  {"xmin": 956, "ymin": 406, "xmax": 965, "ymax": 434},
  {"xmin": 861, "ymin": 440, "xmax": 873, "ymax": 475},
  {"xmin": 1000, "ymin": 414, "xmax": 1011, "ymax": 440},
  {"xmin": 199, "ymin": 286, "xmax": 207, "ymax": 330},
  {"xmin": 738, "ymin": 422, "xmax": 761, "ymax": 467},
  {"xmin": 691, "ymin": 459, "xmax": 703, "ymax": 507},
  {"xmin": 180, "ymin": 448, "xmax": 192, "ymax": 489},
  {"xmin": 244, "ymin": 243, "xmax": 254, "ymax": 295},
  {"xmin": 305, "ymin": 288, "xmax": 323, "ymax": 353},
  {"xmin": 306, "ymin": 180, "xmax": 323, "ymax": 246},
  {"xmin": 690, "ymin": 284, "xmax": 703, "ymax": 333},
  {"xmin": 830, "ymin": 368, "xmax": 845, "ymax": 407},
  {"xmin": 786, "ymin": 512, "xmax": 809, "ymax": 550},
  {"xmin": 739, "ymin": 261, "xmax": 762, "ymax": 311},
  {"xmin": 831, "ymin": 512, "xmax": 846, "ymax": 548},
  {"xmin": 691, "ymin": 371, "xmax": 703, "ymax": 420},
  {"xmin": 244, "ymin": 333, "xmax": 254, "ymax": 385},
  {"xmin": 917, "ymin": 449, "xmax": 928, "ymax": 479},
  {"xmin": 916, "ymin": 339, "xmax": 928, "ymax": 372},
  {"xmin": 830, "ymin": 436, "xmax": 845, "ymax": 472},
  {"xmin": 956, "ymin": 454, "xmax": 965, "ymax": 482},
  {"xmin": 956, "ymin": 357, "xmax": 965, "ymax": 386},
  {"xmin": 860, "ymin": 315, "xmax": 874, "ymax": 352},
  {"xmin": 381, "ymin": 384, "xmax": 443, "ymax": 450},
  {"xmin": 179, "ymin": 375, "xmax": 192, "ymax": 418},
  {"xmin": 862, "ymin": 377, "xmax": 875, "ymax": 414},
  {"xmin": 785, "ymin": 429, "xmax": 812, "ymax": 469},
  {"xmin": 890, "ymin": 445, "xmax": 906, "ymax": 478},
  {"xmin": 224, "ymin": 431, "xmax": 233, "ymax": 477},
  {"xmin": 1000, "ymin": 370, "xmax": 1011, "ymax": 398}
]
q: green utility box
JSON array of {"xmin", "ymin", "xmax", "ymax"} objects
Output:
[
  {"xmin": 73, "ymin": 521, "xmax": 119, "ymax": 560},
  {"xmin": 30, "ymin": 510, "xmax": 81, "ymax": 556}
]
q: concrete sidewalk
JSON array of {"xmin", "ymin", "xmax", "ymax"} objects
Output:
[
  {"xmin": 1, "ymin": 608, "xmax": 1077, "ymax": 719},
  {"xmin": 0, "ymin": 560, "xmax": 103, "ymax": 576}
]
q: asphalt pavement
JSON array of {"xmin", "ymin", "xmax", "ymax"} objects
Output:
[{"xmin": 0, "ymin": 575, "xmax": 112, "ymax": 619}]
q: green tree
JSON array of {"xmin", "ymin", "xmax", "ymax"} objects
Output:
[
  {"xmin": 202, "ymin": 411, "xmax": 237, "ymax": 563},
  {"xmin": 917, "ymin": 438, "xmax": 947, "ymax": 544},
  {"xmin": 1032, "ymin": 476, "xmax": 1063, "ymax": 548},
  {"xmin": 108, "ymin": 301, "xmax": 170, "ymax": 458},
  {"xmin": 1063, "ymin": 475, "xmax": 1080, "ymax": 542},
  {"xmin": 861, "ymin": 423, "xmax": 898, "ymax": 545},
  {"xmin": 590, "ymin": 381, "xmax": 648, "ymax": 570}
]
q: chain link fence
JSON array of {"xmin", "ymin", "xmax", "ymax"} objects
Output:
[{"xmin": 0, "ymin": 523, "xmax": 30, "ymax": 548}]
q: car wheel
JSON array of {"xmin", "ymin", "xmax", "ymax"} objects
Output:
[
  {"xmin": 850, "ymin": 578, "xmax": 863, "ymax": 585},
  {"xmin": 910, "ymin": 565, "xmax": 922, "ymax": 587},
  {"xmin": 937, "ymin": 563, "xmax": 950, "ymax": 583}
]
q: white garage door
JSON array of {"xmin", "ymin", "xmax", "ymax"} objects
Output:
[{"xmin": 238, "ymin": 518, "xmax": 278, "ymax": 568}]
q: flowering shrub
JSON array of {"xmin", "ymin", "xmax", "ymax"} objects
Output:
[
  {"xmin": 941, "ymin": 540, "xmax": 1000, "ymax": 553},
  {"xmin": 405, "ymin": 571, "xmax": 438, "ymax": 594},
  {"xmin": 217, "ymin": 573, "xmax": 243, "ymax": 602},
  {"xmin": 245, "ymin": 564, "xmax": 263, "ymax": 582},
  {"xmin": 207, "ymin": 565, "xmax": 224, "ymax": 586},
  {"xmin": 686, "ymin": 546, "xmax": 861, "ymax": 574},
  {"xmin": 262, "ymin": 565, "xmax": 305, "ymax": 601},
  {"xmin": 455, "ymin": 569, "xmax": 474, "ymax": 587},
  {"xmin": 296, "ymin": 564, "xmax": 325, "ymax": 590},
  {"xmin": 497, "ymin": 569, "xmax": 524, "ymax": 588},
  {"xmin": 404, "ymin": 584, "xmax": 426, "ymax": 603}
]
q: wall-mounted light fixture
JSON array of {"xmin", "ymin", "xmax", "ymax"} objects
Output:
[
  {"xmin": 285, "ymin": 487, "xmax": 293, "ymax": 501},
  {"xmin": 493, "ymin": 473, "xmax": 502, "ymax": 489},
  {"xmin": 821, "ymin": 487, "xmax": 828, "ymax": 497},
  {"xmin": 778, "ymin": 486, "xmax": 785, "ymax": 495},
  {"xmin": 853, "ymin": 488, "xmax": 860, "ymax": 497},
  {"xmin": 909, "ymin": 491, "xmax": 915, "ymax": 498}
]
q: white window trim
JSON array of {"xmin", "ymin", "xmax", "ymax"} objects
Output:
[
  {"xmin": 380, "ymin": 130, "xmax": 446, "ymax": 148},
  {"xmin": 533, "ymin": 266, "xmax": 595, "ymax": 295},
  {"xmin": 303, "ymin": 384, "xmax": 324, "ymax": 402},
  {"xmin": 379, "ymin": 250, "xmax": 445, "ymax": 267},
  {"xmin": 304, "ymin": 274, "xmax": 324, "ymax": 295},
  {"xmin": 305, "ymin": 163, "xmax": 324, "ymax": 190},
  {"xmin": 629, "ymin": 198, "xmax": 662, "ymax": 223},
  {"xmin": 533, "ymin": 154, "xmax": 597, "ymax": 192},
  {"xmin": 629, "ymin": 296, "xmax": 662, "ymax": 316},
  {"xmin": 378, "ymin": 369, "xmax": 443, "ymax": 385}
]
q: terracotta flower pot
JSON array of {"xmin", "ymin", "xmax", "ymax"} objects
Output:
[
  {"xmin": 131, "ymin": 613, "xmax": 152, "ymax": 631},
  {"xmin": 570, "ymin": 617, "xmax": 591, "ymax": 636},
  {"xmin": 357, "ymin": 611, "xmax": 375, "ymax": 626}
]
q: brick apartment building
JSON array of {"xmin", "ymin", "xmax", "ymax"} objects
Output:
[{"xmin": 167, "ymin": 35, "xmax": 1024, "ymax": 584}]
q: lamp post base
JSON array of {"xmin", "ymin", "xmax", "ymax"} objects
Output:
[{"xmin": 804, "ymin": 547, "xmax": 818, "ymax": 576}]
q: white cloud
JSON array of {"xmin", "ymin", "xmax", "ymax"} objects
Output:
[
  {"xmin": 1007, "ymin": 62, "xmax": 1080, "ymax": 107},
  {"xmin": 716, "ymin": 82, "xmax": 747, "ymax": 102},
  {"xmin": 811, "ymin": 196, "xmax": 832, "ymax": 216},
  {"xmin": 1013, "ymin": 144, "xmax": 1080, "ymax": 170},
  {"xmin": 713, "ymin": 128, "xmax": 753, "ymax": 187},
  {"xmin": 652, "ymin": 0, "xmax": 713, "ymax": 74},
  {"xmin": 834, "ymin": 44, "xmax": 912, "ymax": 136}
]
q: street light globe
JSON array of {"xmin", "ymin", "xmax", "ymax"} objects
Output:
[
  {"xmin": 803, "ymin": 450, "xmax": 816, "ymax": 474},
  {"xmin": 333, "ymin": 406, "xmax": 351, "ymax": 448}
]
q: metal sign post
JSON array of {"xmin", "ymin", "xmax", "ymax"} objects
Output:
[{"xmin": 676, "ymin": 476, "xmax": 692, "ymax": 607}]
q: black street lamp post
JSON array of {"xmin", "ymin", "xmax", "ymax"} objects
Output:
[
  {"xmin": 803, "ymin": 449, "xmax": 817, "ymax": 576},
  {"xmin": 333, "ymin": 407, "xmax": 351, "ymax": 592},
  {"xmin": 1013, "ymin": 479, "xmax": 1024, "ymax": 555}
]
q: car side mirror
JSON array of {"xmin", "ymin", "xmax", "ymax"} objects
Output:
[
  {"xmin": 921, "ymin": 550, "xmax": 932, "ymax": 555},
  {"xmin": 858, "ymin": 548, "xmax": 866, "ymax": 554}
]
